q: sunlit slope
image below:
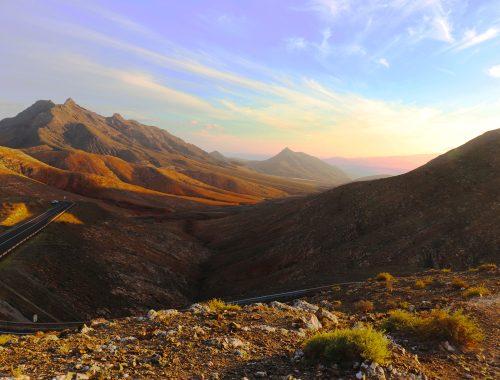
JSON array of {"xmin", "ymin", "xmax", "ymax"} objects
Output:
[{"xmin": 0, "ymin": 146, "xmax": 251, "ymax": 209}]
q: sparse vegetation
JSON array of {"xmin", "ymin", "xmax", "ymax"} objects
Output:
[
  {"xmin": 376, "ymin": 272, "xmax": 394, "ymax": 282},
  {"xmin": 476, "ymin": 263, "xmax": 497, "ymax": 272},
  {"xmin": 451, "ymin": 277, "xmax": 469, "ymax": 289},
  {"xmin": 354, "ymin": 300, "xmax": 374, "ymax": 313},
  {"xmin": 415, "ymin": 279, "xmax": 426, "ymax": 289},
  {"xmin": 462, "ymin": 286, "xmax": 490, "ymax": 299},
  {"xmin": 0, "ymin": 335, "xmax": 12, "ymax": 346},
  {"xmin": 205, "ymin": 298, "xmax": 241, "ymax": 312},
  {"xmin": 383, "ymin": 309, "xmax": 483, "ymax": 347},
  {"xmin": 303, "ymin": 326, "xmax": 390, "ymax": 365}
]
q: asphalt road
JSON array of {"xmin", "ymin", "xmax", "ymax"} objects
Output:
[{"xmin": 0, "ymin": 201, "xmax": 74, "ymax": 260}]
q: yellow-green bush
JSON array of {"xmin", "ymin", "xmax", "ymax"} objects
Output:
[
  {"xmin": 383, "ymin": 309, "xmax": 483, "ymax": 347},
  {"xmin": 414, "ymin": 280, "xmax": 426, "ymax": 289},
  {"xmin": 205, "ymin": 298, "xmax": 241, "ymax": 312},
  {"xmin": 0, "ymin": 335, "xmax": 12, "ymax": 345},
  {"xmin": 462, "ymin": 286, "xmax": 490, "ymax": 299},
  {"xmin": 304, "ymin": 326, "xmax": 390, "ymax": 365},
  {"xmin": 376, "ymin": 272, "xmax": 394, "ymax": 282}
]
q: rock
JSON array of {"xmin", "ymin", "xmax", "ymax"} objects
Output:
[
  {"xmin": 148, "ymin": 309, "xmax": 178, "ymax": 321},
  {"xmin": 255, "ymin": 324, "xmax": 276, "ymax": 332},
  {"xmin": 292, "ymin": 349, "xmax": 304, "ymax": 362},
  {"xmin": 442, "ymin": 341, "xmax": 455, "ymax": 352},
  {"xmin": 293, "ymin": 300, "xmax": 319, "ymax": 312},
  {"xmin": 80, "ymin": 324, "xmax": 94, "ymax": 334},
  {"xmin": 190, "ymin": 303, "xmax": 211, "ymax": 314},
  {"xmin": 119, "ymin": 336, "xmax": 137, "ymax": 343},
  {"xmin": 147, "ymin": 310, "xmax": 158, "ymax": 320},
  {"xmin": 316, "ymin": 308, "xmax": 338, "ymax": 324},
  {"xmin": 255, "ymin": 371, "xmax": 267, "ymax": 378},
  {"xmin": 356, "ymin": 371, "xmax": 365, "ymax": 379},
  {"xmin": 299, "ymin": 314, "xmax": 322, "ymax": 330},
  {"xmin": 270, "ymin": 301, "xmax": 295, "ymax": 311}
]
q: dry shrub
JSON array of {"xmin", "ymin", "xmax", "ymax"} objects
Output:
[
  {"xmin": 376, "ymin": 272, "xmax": 394, "ymax": 282},
  {"xmin": 476, "ymin": 263, "xmax": 497, "ymax": 272},
  {"xmin": 451, "ymin": 277, "xmax": 469, "ymax": 289},
  {"xmin": 205, "ymin": 298, "xmax": 241, "ymax": 312},
  {"xmin": 462, "ymin": 286, "xmax": 490, "ymax": 299},
  {"xmin": 304, "ymin": 326, "xmax": 390, "ymax": 366},
  {"xmin": 414, "ymin": 280, "xmax": 426, "ymax": 289},
  {"xmin": 354, "ymin": 300, "xmax": 374, "ymax": 313},
  {"xmin": 383, "ymin": 309, "xmax": 483, "ymax": 347}
]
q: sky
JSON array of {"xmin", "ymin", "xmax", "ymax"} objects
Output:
[{"xmin": 1, "ymin": 0, "xmax": 499, "ymax": 158}]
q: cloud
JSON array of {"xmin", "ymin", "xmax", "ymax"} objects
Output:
[
  {"xmin": 453, "ymin": 27, "xmax": 499, "ymax": 51},
  {"xmin": 488, "ymin": 65, "xmax": 500, "ymax": 78},
  {"xmin": 286, "ymin": 37, "xmax": 307, "ymax": 51},
  {"xmin": 378, "ymin": 58, "xmax": 390, "ymax": 68}
]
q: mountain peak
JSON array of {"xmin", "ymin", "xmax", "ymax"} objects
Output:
[
  {"xmin": 111, "ymin": 113, "xmax": 125, "ymax": 121},
  {"xmin": 64, "ymin": 98, "xmax": 76, "ymax": 106}
]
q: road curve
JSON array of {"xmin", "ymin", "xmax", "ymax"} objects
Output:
[{"xmin": 0, "ymin": 201, "xmax": 74, "ymax": 260}]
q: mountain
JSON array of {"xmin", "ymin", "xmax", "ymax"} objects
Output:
[
  {"xmin": 195, "ymin": 129, "xmax": 500, "ymax": 298},
  {"xmin": 244, "ymin": 147, "xmax": 350, "ymax": 186},
  {"xmin": 324, "ymin": 154, "xmax": 438, "ymax": 178},
  {"xmin": 0, "ymin": 100, "xmax": 318, "ymax": 209},
  {"xmin": 0, "ymin": 98, "xmax": 210, "ymax": 165}
]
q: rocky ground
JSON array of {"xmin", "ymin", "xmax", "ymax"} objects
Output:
[{"xmin": 0, "ymin": 268, "xmax": 498, "ymax": 379}]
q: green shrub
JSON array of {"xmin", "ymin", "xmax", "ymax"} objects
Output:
[
  {"xmin": 462, "ymin": 286, "xmax": 490, "ymax": 299},
  {"xmin": 354, "ymin": 300, "xmax": 374, "ymax": 313},
  {"xmin": 304, "ymin": 326, "xmax": 390, "ymax": 365},
  {"xmin": 205, "ymin": 298, "xmax": 241, "ymax": 312},
  {"xmin": 476, "ymin": 263, "xmax": 497, "ymax": 272},
  {"xmin": 383, "ymin": 309, "xmax": 483, "ymax": 347}
]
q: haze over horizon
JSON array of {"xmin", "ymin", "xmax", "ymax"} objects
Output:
[{"xmin": 1, "ymin": 0, "xmax": 499, "ymax": 158}]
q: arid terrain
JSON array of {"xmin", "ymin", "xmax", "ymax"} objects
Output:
[{"xmin": 0, "ymin": 267, "xmax": 498, "ymax": 379}]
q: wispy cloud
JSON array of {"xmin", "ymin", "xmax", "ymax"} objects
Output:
[
  {"xmin": 285, "ymin": 37, "xmax": 307, "ymax": 51},
  {"xmin": 377, "ymin": 58, "xmax": 390, "ymax": 68},
  {"xmin": 488, "ymin": 65, "xmax": 500, "ymax": 78},
  {"xmin": 452, "ymin": 27, "xmax": 499, "ymax": 51}
]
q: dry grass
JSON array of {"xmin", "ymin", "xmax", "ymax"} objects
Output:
[
  {"xmin": 476, "ymin": 263, "xmax": 497, "ymax": 272},
  {"xmin": 304, "ymin": 326, "xmax": 390, "ymax": 366},
  {"xmin": 0, "ymin": 335, "xmax": 13, "ymax": 345},
  {"xmin": 354, "ymin": 300, "xmax": 374, "ymax": 313},
  {"xmin": 383, "ymin": 309, "xmax": 483, "ymax": 347},
  {"xmin": 451, "ymin": 277, "xmax": 469, "ymax": 289},
  {"xmin": 205, "ymin": 298, "xmax": 241, "ymax": 312},
  {"xmin": 415, "ymin": 280, "xmax": 426, "ymax": 289},
  {"xmin": 376, "ymin": 272, "xmax": 394, "ymax": 282},
  {"xmin": 462, "ymin": 286, "xmax": 491, "ymax": 299}
]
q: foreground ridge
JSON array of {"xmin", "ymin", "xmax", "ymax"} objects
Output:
[{"xmin": 0, "ymin": 268, "xmax": 497, "ymax": 379}]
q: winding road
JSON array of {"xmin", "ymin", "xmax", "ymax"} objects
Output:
[{"xmin": 0, "ymin": 201, "xmax": 74, "ymax": 260}]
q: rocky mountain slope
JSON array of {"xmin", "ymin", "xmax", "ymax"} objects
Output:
[
  {"xmin": 244, "ymin": 147, "xmax": 350, "ymax": 186},
  {"xmin": 0, "ymin": 100, "xmax": 317, "ymax": 209},
  {"xmin": 196, "ymin": 129, "xmax": 500, "ymax": 299},
  {"xmin": 1, "ymin": 268, "xmax": 497, "ymax": 379}
]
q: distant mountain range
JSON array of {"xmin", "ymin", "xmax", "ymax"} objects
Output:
[
  {"xmin": 324, "ymin": 154, "xmax": 438, "ymax": 178},
  {"xmin": 241, "ymin": 147, "xmax": 350, "ymax": 186}
]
